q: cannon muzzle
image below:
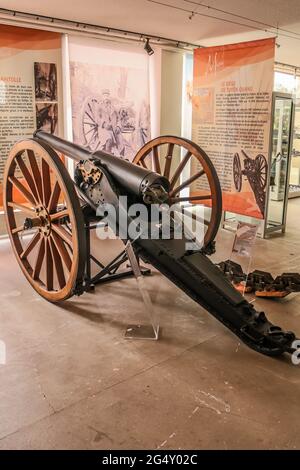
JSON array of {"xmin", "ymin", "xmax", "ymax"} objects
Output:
[{"xmin": 34, "ymin": 131, "xmax": 170, "ymax": 199}]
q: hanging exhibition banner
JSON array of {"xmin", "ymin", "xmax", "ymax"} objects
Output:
[
  {"xmin": 191, "ymin": 38, "xmax": 275, "ymax": 219},
  {"xmin": 0, "ymin": 25, "xmax": 62, "ymax": 209},
  {"xmin": 69, "ymin": 36, "xmax": 151, "ymax": 161}
]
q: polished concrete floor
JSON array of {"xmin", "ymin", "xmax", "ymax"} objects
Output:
[{"xmin": 0, "ymin": 199, "xmax": 300, "ymax": 450}]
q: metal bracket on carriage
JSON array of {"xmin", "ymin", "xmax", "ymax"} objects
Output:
[
  {"xmin": 217, "ymin": 259, "xmax": 300, "ymax": 298},
  {"xmin": 75, "ymin": 160, "xmax": 103, "ymax": 187}
]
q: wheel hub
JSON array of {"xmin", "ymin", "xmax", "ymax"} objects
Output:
[{"xmin": 24, "ymin": 205, "xmax": 51, "ymax": 236}]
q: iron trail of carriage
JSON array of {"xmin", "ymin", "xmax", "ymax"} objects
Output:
[{"xmin": 3, "ymin": 131, "xmax": 298, "ymax": 358}]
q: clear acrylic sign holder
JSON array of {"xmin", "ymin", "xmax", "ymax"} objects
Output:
[
  {"xmin": 230, "ymin": 222, "xmax": 258, "ymax": 296},
  {"xmin": 124, "ymin": 241, "xmax": 160, "ymax": 340}
]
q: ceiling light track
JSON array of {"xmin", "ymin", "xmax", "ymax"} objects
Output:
[
  {"xmin": 0, "ymin": 7, "xmax": 201, "ymax": 50},
  {"xmin": 0, "ymin": 6, "xmax": 299, "ymax": 70},
  {"xmin": 183, "ymin": 0, "xmax": 300, "ymax": 39},
  {"xmin": 147, "ymin": 0, "xmax": 300, "ymax": 42}
]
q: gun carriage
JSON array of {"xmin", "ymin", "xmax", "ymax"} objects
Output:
[{"xmin": 3, "ymin": 132, "xmax": 298, "ymax": 358}]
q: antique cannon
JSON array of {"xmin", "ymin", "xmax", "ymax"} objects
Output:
[
  {"xmin": 3, "ymin": 131, "xmax": 298, "ymax": 358},
  {"xmin": 233, "ymin": 150, "xmax": 268, "ymax": 216}
]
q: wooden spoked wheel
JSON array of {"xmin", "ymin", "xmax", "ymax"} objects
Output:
[
  {"xmin": 3, "ymin": 139, "xmax": 86, "ymax": 302},
  {"xmin": 233, "ymin": 153, "xmax": 242, "ymax": 192},
  {"xmin": 80, "ymin": 96, "xmax": 101, "ymax": 151},
  {"xmin": 133, "ymin": 136, "xmax": 222, "ymax": 248},
  {"xmin": 255, "ymin": 154, "xmax": 267, "ymax": 192}
]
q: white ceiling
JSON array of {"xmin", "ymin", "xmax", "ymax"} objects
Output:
[{"xmin": 1, "ymin": 0, "xmax": 300, "ymax": 66}]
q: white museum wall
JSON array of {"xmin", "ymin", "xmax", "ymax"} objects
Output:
[{"xmin": 160, "ymin": 49, "xmax": 184, "ymax": 137}]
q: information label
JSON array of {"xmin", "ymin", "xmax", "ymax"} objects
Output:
[
  {"xmin": 191, "ymin": 38, "xmax": 275, "ymax": 219},
  {"xmin": 0, "ymin": 25, "xmax": 62, "ymax": 209}
]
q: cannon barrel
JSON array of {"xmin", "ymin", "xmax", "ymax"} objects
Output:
[{"xmin": 34, "ymin": 131, "xmax": 170, "ymax": 198}]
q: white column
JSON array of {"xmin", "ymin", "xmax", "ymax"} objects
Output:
[
  {"xmin": 149, "ymin": 46, "xmax": 162, "ymax": 139},
  {"xmin": 61, "ymin": 34, "xmax": 74, "ymax": 176}
]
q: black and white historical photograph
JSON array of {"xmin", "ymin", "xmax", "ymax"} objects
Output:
[
  {"xmin": 35, "ymin": 102, "xmax": 58, "ymax": 134},
  {"xmin": 70, "ymin": 60, "xmax": 150, "ymax": 161},
  {"xmin": 34, "ymin": 62, "xmax": 58, "ymax": 102}
]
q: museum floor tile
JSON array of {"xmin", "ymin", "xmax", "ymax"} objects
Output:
[{"xmin": 0, "ymin": 199, "xmax": 299, "ymax": 449}]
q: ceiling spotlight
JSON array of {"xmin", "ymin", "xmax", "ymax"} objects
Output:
[{"xmin": 144, "ymin": 38, "xmax": 154, "ymax": 56}]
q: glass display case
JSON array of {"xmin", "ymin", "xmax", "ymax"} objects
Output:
[
  {"xmin": 289, "ymin": 101, "xmax": 300, "ymax": 198},
  {"xmin": 262, "ymin": 92, "xmax": 294, "ymax": 236},
  {"xmin": 273, "ymin": 70, "xmax": 300, "ymax": 199}
]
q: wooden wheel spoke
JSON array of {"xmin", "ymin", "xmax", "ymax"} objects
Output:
[
  {"xmin": 49, "ymin": 237, "xmax": 66, "ymax": 289},
  {"xmin": 9, "ymin": 176, "xmax": 36, "ymax": 206},
  {"xmin": 163, "ymin": 143, "xmax": 174, "ymax": 179},
  {"xmin": 48, "ymin": 181, "xmax": 61, "ymax": 213},
  {"xmin": 33, "ymin": 238, "xmax": 45, "ymax": 280},
  {"xmin": 51, "ymin": 232, "xmax": 72, "ymax": 271},
  {"xmin": 51, "ymin": 223, "xmax": 73, "ymax": 247},
  {"xmin": 21, "ymin": 232, "xmax": 40, "ymax": 259},
  {"xmin": 16, "ymin": 155, "xmax": 39, "ymax": 203},
  {"xmin": 84, "ymin": 127, "xmax": 96, "ymax": 137},
  {"xmin": 45, "ymin": 239, "xmax": 54, "ymax": 291},
  {"xmin": 50, "ymin": 209, "xmax": 69, "ymax": 222},
  {"xmin": 27, "ymin": 149, "xmax": 43, "ymax": 202},
  {"xmin": 139, "ymin": 158, "xmax": 148, "ymax": 169},
  {"xmin": 83, "ymin": 121, "xmax": 96, "ymax": 126},
  {"xmin": 8, "ymin": 202, "xmax": 35, "ymax": 216},
  {"xmin": 41, "ymin": 159, "xmax": 51, "ymax": 206},
  {"xmin": 88, "ymin": 131, "xmax": 98, "ymax": 146},
  {"xmin": 170, "ymin": 151, "xmax": 192, "ymax": 189},
  {"xmin": 12, "ymin": 225, "xmax": 24, "ymax": 234},
  {"xmin": 152, "ymin": 147, "xmax": 161, "ymax": 174},
  {"xmin": 94, "ymin": 141, "xmax": 101, "ymax": 152},
  {"xmin": 170, "ymin": 194, "xmax": 212, "ymax": 203},
  {"xmin": 180, "ymin": 209, "xmax": 210, "ymax": 226},
  {"xmin": 170, "ymin": 169, "xmax": 205, "ymax": 197},
  {"xmin": 85, "ymin": 111, "xmax": 95, "ymax": 123}
]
